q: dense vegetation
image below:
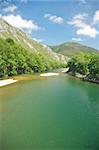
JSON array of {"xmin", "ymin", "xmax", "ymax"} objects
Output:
[
  {"xmin": 0, "ymin": 38, "xmax": 64, "ymax": 78},
  {"xmin": 67, "ymin": 52, "xmax": 99, "ymax": 83},
  {"xmin": 50, "ymin": 42, "xmax": 98, "ymax": 57},
  {"xmin": 0, "ymin": 18, "xmax": 67, "ymax": 64}
]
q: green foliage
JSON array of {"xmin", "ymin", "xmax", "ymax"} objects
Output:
[
  {"xmin": 67, "ymin": 57, "xmax": 77, "ymax": 75},
  {"xmin": 67, "ymin": 52, "xmax": 99, "ymax": 81},
  {"xmin": 88, "ymin": 55, "xmax": 99, "ymax": 80},
  {"xmin": 51, "ymin": 42, "xmax": 98, "ymax": 57},
  {"xmin": 0, "ymin": 38, "xmax": 62, "ymax": 78},
  {"xmin": 67, "ymin": 53, "xmax": 90, "ymax": 75},
  {"xmin": 6, "ymin": 38, "xmax": 15, "ymax": 45}
]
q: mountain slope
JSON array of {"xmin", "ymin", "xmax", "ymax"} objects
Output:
[
  {"xmin": 0, "ymin": 18, "xmax": 67, "ymax": 63},
  {"xmin": 0, "ymin": 37, "xmax": 66, "ymax": 77},
  {"xmin": 50, "ymin": 42, "xmax": 98, "ymax": 57}
]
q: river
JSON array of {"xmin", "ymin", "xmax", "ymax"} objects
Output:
[{"xmin": 0, "ymin": 74, "xmax": 99, "ymax": 149}]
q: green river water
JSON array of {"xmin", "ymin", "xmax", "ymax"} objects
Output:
[{"xmin": 0, "ymin": 74, "xmax": 99, "ymax": 150}]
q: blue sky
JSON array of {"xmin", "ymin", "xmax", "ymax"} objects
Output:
[{"xmin": 0, "ymin": 0, "xmax": 99, "ymax": 49}]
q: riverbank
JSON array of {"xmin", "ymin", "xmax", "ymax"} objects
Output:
[
  {"xmin": 67, "ymin": 71, "xmax": 99, "ymax": 85},
  {"xmin": 82, "ymin": 78, "xmax": 99, "ymax": 84},
  {"xmin": 40, "ymin": 72, "xmax": 59, "ymax": 77},
  {"xmin": 0, "ymin": 68, "xmax": 98, "ymax": 88},
  {"xmin": 0, "ymin": 72, "xmax": 59, "ymax": 87},
  {"xmin": 0, "ymin": 79, "xmax": 18, "ymax": 87}
]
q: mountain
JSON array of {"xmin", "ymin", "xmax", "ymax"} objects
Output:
[
  {"xmin": 0, "ymin": 18, "xmax": 67, "ymax": 64},
  {"xmin": 50, "ymin": 42, "xmax": 98, "ymax": 57},
  {"xmin": 0, "ymin": 18, "xmax": 68, "ymax": 77}
]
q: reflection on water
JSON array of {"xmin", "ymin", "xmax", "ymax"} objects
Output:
[{"xmin": 0, "ymin": 75, "xmax": 99, "ymax": 149}]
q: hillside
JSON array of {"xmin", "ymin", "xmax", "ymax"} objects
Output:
[
  {"xmin": 0, "ymin": 18, "xmax": 67, "ymax": 64},
  {"xmin": 0, "ymin": 18, "xmax": 68, "ymax": 77},
  {"xmin": 50, "ymin": 42, "xmax": 98, "ymax": 57}
]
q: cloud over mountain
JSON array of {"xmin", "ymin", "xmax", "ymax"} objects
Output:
[{"xmin": 2, "ymin": 14, "xmax": 41, "ymax": 34}]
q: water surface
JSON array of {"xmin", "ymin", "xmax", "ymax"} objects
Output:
[{"xmin": 0, "ymin": 74, "xmax": 99, "ymax": 150}]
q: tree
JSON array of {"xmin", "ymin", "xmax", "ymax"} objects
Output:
[
  {"xmin": 67, "ymin": 52, "xmax": 99, "ymax": 82},
  {"xmin": 0, "ymin": 38, "xmax": 63, "ymax": 78},
  {"xmin": 67, "ymin": 57, "xmax": 78, "ymax": 75},
  {"xmin": 88, "ymin": 55, "xmax": 99, "ymax": 80}
]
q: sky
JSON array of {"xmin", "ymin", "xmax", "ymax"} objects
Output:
[{"xmin": 0, "ymin": 0, "xmax": 99, "ymax": 49}]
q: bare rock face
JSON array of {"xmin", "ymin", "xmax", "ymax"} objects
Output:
[{"xmin": 0, "ymin": 18, "xmax": 67, "ymax": 64}]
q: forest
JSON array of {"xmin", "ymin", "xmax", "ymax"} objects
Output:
[
  {"xmin": 0, "ymin": 38, "xmax": 63, "ymax": 78},
  {"xmin": 0, "ymin": 38, "xmax": 99, "ymax": 83}
]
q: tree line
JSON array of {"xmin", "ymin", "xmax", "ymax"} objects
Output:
[
  {"xmin": 67, "ymin": 52, "xmax": 99, "ymax": 82},
  {"xmin": 0, "ymin": 38, "xmax": 63, "ymax": 78}
]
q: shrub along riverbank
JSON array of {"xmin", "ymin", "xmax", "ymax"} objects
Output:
[
  {"xmin": 0, "ymin": 38, "xmax": 65, "ymax": 78},
  {"xmin": 0, "ymin": 38, "xmax": 99, "ymax": 85},
  {"xmin": 67, "ymin": 52, "xmax": 99, "ymax": 84}
]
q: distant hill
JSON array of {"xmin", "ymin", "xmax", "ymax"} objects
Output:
[
  {"xmin": 0, "ymin": 18, "xmax": 67, "ymax": 64},
  {"xmin": 50, "ymin": 42, "xmax": 98, "ymax": 57}
]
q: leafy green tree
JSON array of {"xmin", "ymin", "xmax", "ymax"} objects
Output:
[
  {"xmin": 67, "ymin": 57, "xmax": 78, "ymax": 75},
  {"xmin": 67, "ymin": 52, "xmax": 99, "ymax": 82},
  {"xmin": 88, "ymin": 55, "xmax": 99, "ymax": 80},
  {"xmin": 0, "ymin": 38, "xmax": 63, "ymax": 78}
]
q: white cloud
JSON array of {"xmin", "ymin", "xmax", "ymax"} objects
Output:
[
  {"xmin": 68, "ymin": 13, "xmax": 88, "ymax": 28},
  {"xmin": 33, "ymin": 38, "xmax": 43, "ymax": 43},
  {"xmin": 77, "ymin": 25, "xmax": 99, "ymax": 38},
  {"xmin": 68, "ymin": 13, "xmax": 99, "ymax": 38},
  {"xmin": 93, "ymin": 10, "xmax": 99, "ymax": 23},
  {"xmin": 44, "ymin": 13, "xmax": 64, "ymax": 24},
  {"xmin": 3, "ymin": 5, "xmax": 18, "ymax": 13},
  {"xmin": 72, "ymin": 37, "xmax": 83, "ymax": 42},
  {"xmin": 44, "ymin": 14, "xmax": 51, "ymax": 18},
  {"xmin": 2, "ymin": 14, "xmax": 41, "ymax": 33},
  {"xmin": 73, "ymin": 13, "xmax": 88, "ymax": 20},
  {"xmin": 68, "ymin": 19, "xmax": 86, "ymax": 28},
  {"xmin": 77, "ymin": 26, "xmax": 99, "ymax": 38}
]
